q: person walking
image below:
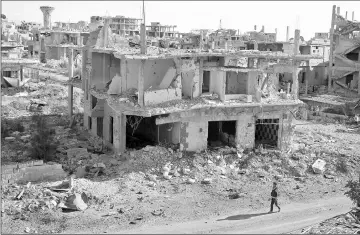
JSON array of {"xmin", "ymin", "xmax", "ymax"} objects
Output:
[{"xmin": 269, "ymin": 182, "xmax": 281, "ymax": 213}]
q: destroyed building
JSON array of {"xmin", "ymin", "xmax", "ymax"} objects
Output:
[
  {"xmin": 146, "ymin": 22, "xmax": 179, "ymax": 38},
  {"xmin": 1, "ymin": 45, "xmax": 39, "ymax": 88},
  {"xmin": 91, "ymin": 15, "xmax": 142, "ymax": 37},
  {"xmin": 76, "ymin": 21, "xmax": 321, "ymax": 154},
  {"xmin": 298, "ymin": 33, "xmax": 330, "ymax": 95},
  {"xmin": 328, "ymin": 7, "xmax": 360, "ymax": 96}
]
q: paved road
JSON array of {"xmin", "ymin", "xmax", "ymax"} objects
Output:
[{"xmin": 110, "ymin": 196, "xmax": 351, "ymax": 234}]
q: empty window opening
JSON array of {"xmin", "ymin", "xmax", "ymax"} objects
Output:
[
  {"xmin": 278, "ymin": 72, "xmax": 292, "ymax": 92},
  {"xmin": 208, "ymin": 121, "xmax": 236, "ymax": 148},
  {"xmin": 126, "ymin": 115, "xmax": 157, "ymax": 149},
  {"xmin": 91, "ymin": 95, "xmax": 97, "ymax": 109},
  {"xmin": 109, "ymin": 116, "xmax": 114, "ymax": 144},
  {"xmin": 202, "ymin": 71, "xmax": 210, "ymax": 93},
  {"xmin": 88, "ymin": 117, "xmax": 92, "ymax": 130},
  {"xmin": 255, "ymin": 119, "xmax": 279, "ymax": 149},
  {"xmin": 97, "ymin": 117, "xmax": 103, "ymax": 137},
  {"xmin": 301, "ymin": 72, "xmax": 306, "ymax": 83},
  {"xmin": 345, "ymin": 74, "xmax": 354, "ymax": 87},
  {"xmin": 2, "ymin": 71, "xmax": 11, "ymax": 77},
  {"xmin": 225, "ymin": 72, "xmax": 247, "ymax": 95}
]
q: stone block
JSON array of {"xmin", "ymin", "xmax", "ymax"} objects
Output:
[
  {"xmin": 33, "ymin": 160, "xmax": 43, "ymax": 166},
  {"xmin": 2, "ymin": 178, "xmax": 9, "ymax": 185},
  {"xmin": 312, "ymin": 159, "xmax": 326, "ymax": 174}
]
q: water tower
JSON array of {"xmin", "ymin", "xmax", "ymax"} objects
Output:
[{"xmin": 40, "ymin": 6, "xmax": 55, "ymax": 30}]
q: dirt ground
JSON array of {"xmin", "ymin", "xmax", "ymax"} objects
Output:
[{"xmin": 1, "ymin": 72, "xmax": 360, "ymax": 234}]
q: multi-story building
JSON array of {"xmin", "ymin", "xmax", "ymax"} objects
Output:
[
  {"xmin": 75, "ymin": 20, "xmax": 321, "ymax": 154},
  {"xmin": 91, "ymin": 15, "xmax": 141, "ymax": 36},
  {"xmin": 328, "ymin": 6, "xmax": 360, "ymax": 97},
  {"xmin": 146, "ymin": 22, "xmax": 178, "ymax": 38},
  {"xmin": 1, "ymin": 42, "xmax": 39, "ymax": 87},
  {"xmin": 298, "ymin": 33, "xmax": 330, "ymax": 95}
]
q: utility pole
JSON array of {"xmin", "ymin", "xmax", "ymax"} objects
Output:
[
  {"xmin": 140, "ymin": 0, "xmax": 146, "ymax": 54},
  {"xmin": 328, "ymin": 5, "xmax": 336, "ymax": 92}
]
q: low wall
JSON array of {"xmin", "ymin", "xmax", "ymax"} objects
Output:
[{"xmin": 1, "ymin": 160, "xmax": 67, "ymax": 185}]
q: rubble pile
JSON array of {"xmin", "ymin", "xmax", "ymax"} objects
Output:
[{"xmin": 292, "ymin": 208, "xmax": 360, "ymax": 234}]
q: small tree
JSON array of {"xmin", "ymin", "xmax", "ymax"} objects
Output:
[
  {"xmin": 29, "ymin": 114, "xmax": 57, "ymax": 162},
  {"xmin": 344, "ymin": 173, "xmax": 360, "ymax": 207}
]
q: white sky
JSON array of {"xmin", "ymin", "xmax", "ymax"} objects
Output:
[{"xmin": 2, "ymin": 1, "xmax": 359, "ymax": 41}]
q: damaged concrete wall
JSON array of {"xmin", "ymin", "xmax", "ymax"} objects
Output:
[
  {"xmin": 91, "ymin": 52, "xmax": 104, "ymax": 88},
  {"xmin": 181, "ymin": 59, "xmax": 199, "ymax": 98},
  {"xmin": 144, "ymin": 86, "xmax": 181, "ymax": 106},
  {"xmin": 210, "ymin": 71, "xmax": 226, "ymax": 101},
  {"xmin": 125, "ymin": 59, "xmax": 174, "ymax": 93},
  {"xmin": 235, "ymin": 113, "xmax": 255, "ymax": 149},
  {"xmin": 225, "ymin": 71, "xmax": 247, "ymax": 94},
  {"xmin": 247, "ymin": 71, "xmax": 261, "ymax": 102},
  {"xmin": 158, "ymin": 122, "xmax": 180, "ymax": 145},
  {"xmin": 103, "ymin": 102, "xmax": 126, "ymax": 153},
  {"xmin": 180, "ymin": 121, "xmax": 208, "ymax": 152}
]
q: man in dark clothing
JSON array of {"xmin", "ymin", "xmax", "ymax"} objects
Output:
[{"xmin": 269, "ymin": 182, "xmax": 281, "ymax": 213}]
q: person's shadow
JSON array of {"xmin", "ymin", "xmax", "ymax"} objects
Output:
[{"xmin": 217, "ymin": 212, "xmax": 271, "ymax": 221}]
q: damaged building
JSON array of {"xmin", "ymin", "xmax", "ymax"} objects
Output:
[
  {"xmin": 76, "ymin": 22, "xmax": 321, "ymax": 153},
  {"xmin": 328, "ymin": 6, "xmax": 360, "ymax": 96}
]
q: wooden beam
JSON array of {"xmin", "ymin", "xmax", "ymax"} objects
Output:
[
  {"xmin": 328, "ymin": 5, "xmax": 336, "ymax": 92},
  {"xmin": 138, "ymin": 59, "xmax": 145, "ymax": 107}
]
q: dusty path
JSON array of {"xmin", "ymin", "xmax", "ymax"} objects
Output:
[{"xmin": 102, "ymin": 196, "xmax": 352, "ymax": 234}]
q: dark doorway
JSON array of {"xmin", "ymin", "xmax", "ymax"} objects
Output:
[
  {"xmin": 88, "ymin": 116, "xmax": 92, "ymax": 130},
  {"xmin": 91, "ymin": 95, "xmax": 97, "ymax": 109},
  {"xmin": 208, "ymin": 121, "xmax": 236, "ymax": 147},
  {"xmin": 255, "ymin": 119, "xmax": 279, "ymax": 149},
  {"xmin": 109, "ymin": 116, "xmax": 114, "ymax": 144},
  {"xmin": 126, "ymin": 115, "xmax": 157, "ymax": 149},
  {"xmin": 97, "ymin": 117, "xmax": 103, "ymax": 137},
  {"xmin": 202, "ymin": 71, "xmax": 210, "ymax": 93}
]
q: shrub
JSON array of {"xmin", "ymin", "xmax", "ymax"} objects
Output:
[
  {"xmin": 29, "ymin": 114, "xmax": 57, "ymax": 161},
  {"xmin": 335, "ymin": 158, "xmax": 349, "ymax": 174},
  {"xmin": 344, "ymin": 174, "xmax": 360, "ymax": 207},
  {"xmin": 1, "ymin": 118, "xmax": 25, "ymax": 138}
]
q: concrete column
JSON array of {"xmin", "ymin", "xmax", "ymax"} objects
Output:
[
  {"xmin": 114, "ymin": 113, "xmax": 126, "ymax": 153},
  {"xmin": 81, "ymin": 49, "xmax": 87, "ymax": 90},
  {"xmin": 68, "ymin": 48, "xmax": 74, "ymax": 78},
  {"xmin": 140, "ymin": 24, "xmax": 146, "ymax": 54},
  {"xmin": 235, "ymin": 113, "xmax": 255, "ymax": 149},
  {"xmin": 199, "ymin": 58, "xmax": 204, "ymax": 95},
  {"xmin": 328, "ymin": 5, "xmax": 336, "ymax": 92},
  {"xmin": 120, "ymin": 59, "xmax": 127, "ymax": 93},
  {"xmin": 68, "ymin": 48, "xmax": 74, "ymax": 120},
  {"xmin": 253, "ymin": 41, "xmax": 258, "ymax": 50},
  {"xmin": 68, "ymin": 85, "xmax": 73, "ymax": 119},
  {"xmin": 138, "ymin": 59, "xmax": 145, "ymax": 107},
  {"xmin": 304, "ymin": 70, "xmax": 308, "ymax": 96},
  {"xmin": 286, "ymin": 26, "xmax": 289, "ymax": 41},
  {"xmin": 20, "ymin": 65, "xmax": 23, "ymax": 82}
]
